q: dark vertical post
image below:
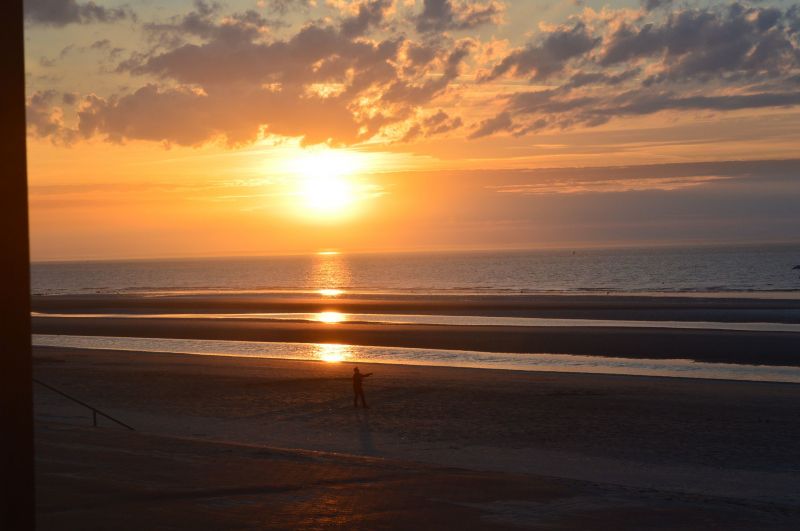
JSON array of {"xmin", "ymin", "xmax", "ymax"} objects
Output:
[{"xmin": 0, "ymin": 1, "xmax": 34, "ymax": 530}]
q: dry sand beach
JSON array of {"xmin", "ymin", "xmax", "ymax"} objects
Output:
[{"xmin": 34, "ymin": 345, "xmax": 800, "ymax": 529}]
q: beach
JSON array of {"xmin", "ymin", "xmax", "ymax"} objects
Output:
[
  {"xmin": 38, "ymin": 422, "xmax": 799, "ymax": 531},
  {"xmin": 33, "ymin": 291, "xmax": 800, "ymax": 527},
  {"xmin": 35, "ymin": 347, "xmax": 800, "ymax": 501},
  {"xmin": 20, "ymin": 0, "xmax": 800, "ymax": 524}
]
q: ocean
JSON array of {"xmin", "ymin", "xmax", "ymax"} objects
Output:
[{"xmin": 31, "ymin": 243, "xmax": 800, "ymax": 296}]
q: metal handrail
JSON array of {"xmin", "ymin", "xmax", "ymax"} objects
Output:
[{"xmin": 33, "ymin": 378, "xmax": 135, "ymax": 431}]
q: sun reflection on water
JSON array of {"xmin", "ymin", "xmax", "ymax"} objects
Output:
[
  {"xmin": 318, "ymin": 288, "xmax": 344, "ymax": 297},
  {"xmin": 316, "ymin": 343, "xmax": 351, "ymax": 363},
  {"xmin": 311, "ymin": 251, "xmax": 350, "ymax": 298},
  {"xmin": 317, "ymin": 311, "xmax": 346, "ymax": 323}
]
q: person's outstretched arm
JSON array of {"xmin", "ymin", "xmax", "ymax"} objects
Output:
[{"xmin": 364, "ymin": 373, "xmax": 373, "ymax": 377}]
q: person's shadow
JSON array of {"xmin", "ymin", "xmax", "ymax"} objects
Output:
[{"xmin": 354, "ymin": 408, "xmax": 376, "ymax": 455}]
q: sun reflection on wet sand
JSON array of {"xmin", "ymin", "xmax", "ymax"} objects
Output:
[
  {"xmin": 316, "ymin": 343, "xmax": 351, "ymax": 363},
  {"xmin": 317, "ymin": 311, "xmax": 346, "ymax": 323}
]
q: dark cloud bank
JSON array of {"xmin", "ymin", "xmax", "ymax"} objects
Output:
[
  {"xmin": 29, "ymin": 0, "xmax": 482, "ymax": 146},
  {"xmin": 473, "ymin": 2, "xmax": 800, "ymax": 137},
  {"xmin": 25, "ymin": 0, "xmax": 134, "ymax": 26}
]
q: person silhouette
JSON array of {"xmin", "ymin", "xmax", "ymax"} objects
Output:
[{"xmin": 352, "ymin": 367, "xmax": 373, "ymax": 408}]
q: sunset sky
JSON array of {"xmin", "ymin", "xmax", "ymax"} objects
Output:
[{"xmin": 24, "ymin": 0, "xmax": 800, "ymax": 260}]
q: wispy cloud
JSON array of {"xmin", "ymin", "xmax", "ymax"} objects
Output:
[{"xmin": 490, "ymin": 175, "xmax": 733, "ymax": 195}]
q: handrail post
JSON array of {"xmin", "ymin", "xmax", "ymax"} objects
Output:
[{"xmin": 33, "ymin": 379, "xmax": 135, "ymax": 431}]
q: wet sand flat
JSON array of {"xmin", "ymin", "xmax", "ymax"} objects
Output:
[
  {"xmin": 31, "ymin": 292, "xmax": 800, "ymax": 322},
  {"xmin": 32, "ymin": 315, "xmax": 800, "ymax": 365}
]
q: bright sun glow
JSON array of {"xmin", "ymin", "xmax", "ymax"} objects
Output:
[
  {"xmin": 301, "ymin": 174, "xmax": 354, "ymax": 214},
  {"xmin": 287, "ymin": 149, "xmax": 364, "ymax": 218}
]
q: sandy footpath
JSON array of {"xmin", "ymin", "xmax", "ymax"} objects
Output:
[{"xmin": 34, "ymin": 346, "xmax": 800, "ymax": 505}]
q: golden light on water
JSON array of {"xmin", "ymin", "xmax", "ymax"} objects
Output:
[
  {"xmin": 316, "ymin": 343, "xmax": 351, "ymax": 363},
  {"xmin": 318, "ymin": 288, "xmax": 344, "ymax": 297},
  {"xmin": 312, "ymin": 251, "xmax": 350, "ymax": 298},
  {"xmin": 317, "ymin": 311, "xmax": 346, "ymax": 323}
]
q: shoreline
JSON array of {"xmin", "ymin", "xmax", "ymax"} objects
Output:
[
  {"xmin": 31, "ymin": 292, "xmax": 800, "ymax": 322},
  {"xmin": 31, "ymin": 288, "xmax": 800, "ymax": 298},
  {"xmin": 32, "ymin": 342, "xmax": 800, "ymax": 384},
  {"xmin": 32, "ymin": 316, "xmax": 800, "ymax": 366}
]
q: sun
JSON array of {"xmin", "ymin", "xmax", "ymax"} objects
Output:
[
  {"xmin": 301, "ymin": 174, "xmax": 355, "ymax": 215},
  {"xmin": 287, "ymin": 149, "xmax": 364, "ymax": 218}
]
